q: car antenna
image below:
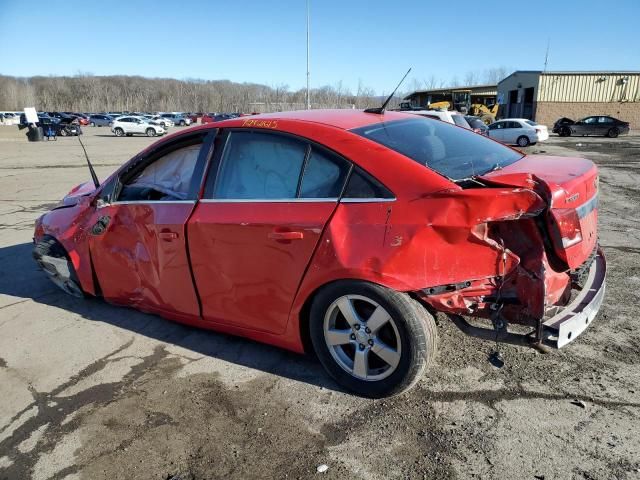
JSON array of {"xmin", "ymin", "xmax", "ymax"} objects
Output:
[
  {"xmin": 77, "ymin": 136, "xmax": 100, "ymax": 188},
  {"xmin": 364, "ymin": 67, "xmax": 412, "ymax": 114}
]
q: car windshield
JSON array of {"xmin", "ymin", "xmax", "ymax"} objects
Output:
[{"xmin": 351, "ymin": 117, "xmax": 524, "ymax": 182}]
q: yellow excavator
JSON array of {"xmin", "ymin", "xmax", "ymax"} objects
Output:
[{"xmin": 400, "ymin": 89, "xmax": 498, "ymax": 125}]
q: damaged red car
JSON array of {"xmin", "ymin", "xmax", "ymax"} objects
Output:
[{"xmin": 33, "ymin": 110, "xmax": 606, "ymax": 397}]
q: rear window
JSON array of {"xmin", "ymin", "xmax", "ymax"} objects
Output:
[
  {"xmin": 525, "ymin": 120, "xmax": 537, "ymax": 126},
  {"xmin": 351, "ymin": 117, "xmax": 523, "ymax": 181}
]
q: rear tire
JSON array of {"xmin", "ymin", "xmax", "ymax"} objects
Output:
[
  {"xmin": 516, "ymin": 135, "xmax": 530, "ymax": 147},
  {"xmin": 309, "ymin": 280, "xmax": 437, "ymax": 398},
  {"xmin": 90, "ymin": 121, "xmax": 96, "ymax": 127},
  {"xmin": 607, "ymin": 127, "xmax": 619, "ymax": 138},
  {"xmin": 179, "ymin": 120, "xmax": 186, "ymax": 126},
  {"xmin": 33, "ymin": 236, "xmax": 85, "ymax": 298},
  {"xmin": 114, "ymin": 127, "xmax": 124, "ymax": 137}
]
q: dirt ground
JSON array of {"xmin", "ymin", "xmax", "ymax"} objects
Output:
[{"xmin": 0, "ymin": 125, "xmax": 639, "ymax": 480}]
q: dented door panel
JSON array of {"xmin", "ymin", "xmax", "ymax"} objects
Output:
[{"xmin": 88, "ymin": 202, "xmax": 200, "ymax": 317}]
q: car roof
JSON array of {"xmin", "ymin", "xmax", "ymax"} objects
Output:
[
  {"xmin": 499, "ymin": 118, "xmax": 530, "ymax": 122},
  {"xmin": 243, "ymin": 109, "xmax": 417, "ymax": 130}
]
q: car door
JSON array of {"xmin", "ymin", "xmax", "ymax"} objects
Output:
[
  {"xmin": 574, "ymin": 116, "xmax": 596, "ymax": 135},
  {"xmin": 187, "ymin": 129, "xmax": 350, "ymax": 334},
  {"xmin": 487, "ymin": 121, "xmax": 505, "ymax": 142},
  {"xmin": 597, "ymin": 116, "xmax": 613, "ymax": 135},
  {"xmin": 88, "ymin": 131, "xmax": 214, "ymax": 317}
]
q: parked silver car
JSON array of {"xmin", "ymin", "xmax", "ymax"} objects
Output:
[
  {"xmin": 89, "ymin": 114, "xmax": 114, "ymax": 127},
  {"xmin": 160, "ymin": 113, "xmax": 191, "ymax": 126}
]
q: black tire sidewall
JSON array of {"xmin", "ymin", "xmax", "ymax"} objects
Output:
[
  {"xmin": 517, "ymin": 135, "xmax": 530, "ymax": 147},
  {"xmin": 608, "ymin": 128, "xmax": 619, "ymax": 138},
  {"xmin": 309, "ymin": 280, "xmax": 435, "ymax": 398}
]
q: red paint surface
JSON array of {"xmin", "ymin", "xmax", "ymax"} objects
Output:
[{"xmin": 35, "ymin": 110, "xmax": 604, "ymax": 353}]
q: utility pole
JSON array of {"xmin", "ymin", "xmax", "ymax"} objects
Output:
[
  {"xmin": 543, "ymin": 38, "xmax": 550, "ymax": 72},
  {"xmin": 306, "ymin": 0, "xmax": 311, "ymax": 109}
]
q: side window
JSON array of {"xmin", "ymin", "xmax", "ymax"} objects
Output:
[
  {"xmin": 118, "ymin": 138, "xmax": 205, "ymax": 201},
  {"xmin": 488, "ymin": 122, "xmax": 501, "ymax": 130},
  {"xmin": 583, "ymin": 117, "xmax": 597, "ymax": 124},
  {"xmin": 299, "ymin": 148, "xmax": 350, "ymax": 198},
  {"xmin": 598, "ymin": 116, "xmax": 612, "ymax": 124},
  {"xmin": 343, "ymin": 167, "xmax": 394, "ymax": 199},
  {"xmin": 215, "ymin": 131, "xmax": 306, "ymax": 200}
]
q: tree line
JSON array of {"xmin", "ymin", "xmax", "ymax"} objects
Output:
[
  {"xmin": 0, "ymin": 74, "xmax": 385, "ymax": 113},
  {"xmin": 0, "ymin": 68, "xmax": 509, "ymax": 114}
]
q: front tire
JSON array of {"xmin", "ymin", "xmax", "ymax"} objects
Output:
[
  {"xmin": 114, "ymin": 127, "xmax": 124, "ymax": 137},
  {"xmin": 309, "ymin": 281, "xmax": 437, "ymax": 398},
  {"xmin": 559, "ymin": 126, "xmax": 571, "ymax": 137},
  {"xmin": 33, "ymin": 236, "xmax": 85, "ymax": 298},
  {"xmin": 90, "ymin": 121, "xmax": 96, "ymax": 127},
  {"xmin": 179, "ymin": 120, "xmax": 186, "ymax": 126},
  {"xmin": 146, "ymin": 128, "xmax": 156, "ymax": 137},
  {"xmin": 516, "ymin": 135, "xmax": 530, "ymax": 147},
  {"xmin": 607, "ymin": 127, "xmax": 619, "ymax": 138}
]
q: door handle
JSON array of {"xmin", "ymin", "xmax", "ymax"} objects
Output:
[
  {"xmin": 159, "ymin": 231, "xmax": 179, "ymax": 240},
  {"xmin": 268, "ymin": 231, "xmax": 304, "ymax": 241}
]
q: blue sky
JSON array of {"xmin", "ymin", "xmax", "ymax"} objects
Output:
[{"xmin": 1, "ymin": 0, "xmax": 639, "ymax": 94}]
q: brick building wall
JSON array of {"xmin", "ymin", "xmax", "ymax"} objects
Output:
[{"xmin": 534, "ymin": 102, "xmax": 640, "ymax": 129}]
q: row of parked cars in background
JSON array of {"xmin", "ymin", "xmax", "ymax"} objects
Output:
[
  {"xmin": 405, "ymin": 108, "xmax": 629, "ymax": 147},
  {"xmin": 12, "ymin": 111, "xmax": 246, "ymax": 138}
]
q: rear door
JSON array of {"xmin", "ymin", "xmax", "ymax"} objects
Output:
[
  {"xmin": 188, "ymin": 129, "xmax": 350, "ymax": 334},
  {"xmin": 88, "ymin": 131, "xmax": 214, "ymax": 317}
]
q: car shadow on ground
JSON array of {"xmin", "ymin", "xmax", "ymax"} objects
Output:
[{"xmin": 0, "ymin": 242, "xmax": 341, "ymax": 393}]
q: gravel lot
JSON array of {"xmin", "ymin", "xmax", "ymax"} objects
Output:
[{"xmin": 0, "ymin": 125, "xmax": 639, "ymax": 480}]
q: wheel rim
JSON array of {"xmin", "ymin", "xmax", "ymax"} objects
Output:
[
  {"xmin": 147, "ymin": 129, "xmax": 154, "ymax": 136},
  {"xmin": 323, "ymin": 294, "xmax": 401, "ymax": 381},
  {"xmin": 518, "ymin": 137, "xmax": 528, "ymax": 146},
  {"xmin": 115, "ymin": 128, "xmax": 123, "ymax": 136}
]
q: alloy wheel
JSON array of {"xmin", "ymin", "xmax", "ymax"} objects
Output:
[{"xmin": 323, "ymin": 294, "xmax": 401, "ymax": 381}]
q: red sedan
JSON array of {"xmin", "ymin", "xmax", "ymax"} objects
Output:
[{"xmin": 33, "ymin": 110, "xmax": 606, "ymax": 397}]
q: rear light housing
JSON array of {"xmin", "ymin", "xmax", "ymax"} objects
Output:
[{"xmin": 550, "ymin": 208, "xmax": 583, "ymax": 248}]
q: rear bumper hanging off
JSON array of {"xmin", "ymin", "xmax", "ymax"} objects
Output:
[
  {"xmin": 446, "ymin": 247, "xmax": 606, "ymax": 350},
  {"xmin": 541, "ymin": 247, "xmax": 606, "ymax": 348}
]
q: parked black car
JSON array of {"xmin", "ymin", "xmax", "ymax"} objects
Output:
[
  {"xmin": 45, "ymin": 112, "xmax": 80, "ymax": 125},
  {"xmin": 553, "ymin": 115, "xmax": 630, "ymax": 138},
  {"xmin": 464, "ymin": 116, "xmax": 489, "ymax": 136},
  {"xmin": 20, "ymin": 114, "xmax": 82, "ymax": 136}
]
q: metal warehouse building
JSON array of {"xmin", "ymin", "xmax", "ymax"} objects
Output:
[{"xmin": 497, "ymin": 71, "xmax": 640, "ymax": 128}]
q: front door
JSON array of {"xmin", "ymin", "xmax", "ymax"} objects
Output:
[
  {"xmin": 89, "ymin": 132, "xmax": 211, "ymax": 318},
  {"xmin": 188, "ymin": 129, "xmax": 350, "ymax": 334}
]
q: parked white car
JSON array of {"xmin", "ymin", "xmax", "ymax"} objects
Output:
[
  {"xmin": 111, "ymin": 116, "xmax": 166, "ymax": 137},
  {"xmin": 0, "ymin": 112, "xmax": 20, "ymax": 125},
  {"xmin": 403, "ymin": 109, "xmax": 471, "ymax": 129},
  {"xmin": 487, "ymin": 118, "xmax": 549, "ymax": 147}
]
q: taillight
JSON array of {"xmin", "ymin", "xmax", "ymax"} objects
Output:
[{"xmin": 551, "ymin": 208, "xmax": 583, "ymax": 248}]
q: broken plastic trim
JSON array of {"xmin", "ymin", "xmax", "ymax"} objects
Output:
[{"xmin": 448, "ymin": 248, "xmax": 606, "ymax": 350}]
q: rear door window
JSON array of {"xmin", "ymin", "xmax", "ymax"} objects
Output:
[{"xmin": 214, "ymin": 131, "xmax": 307, "ymax": 200}]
